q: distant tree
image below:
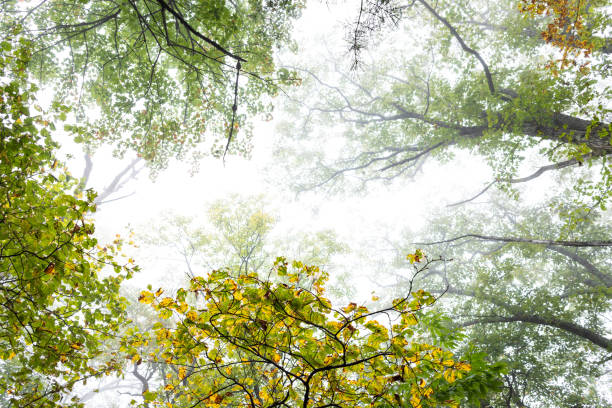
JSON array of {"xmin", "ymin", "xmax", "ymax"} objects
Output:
[
  {"xmin": 1, "ymin": 0, "xmax": 303, "ymax": 171},
  {"xmin": 125, "ymin": 256, "xmax": 506, "ymax": 408},
  {"xmin": 71, "ymin": 196, "xmax": 349, "ymax": 406},
  {"xmin": 0, "ymin": 38, "xmax": 136, "ymax": 406},
  {"xmin": 138, "ymin": 195, "xmax": 347, "ymax": 278},
  {"xmin": 75, "ymin": 151, "xmax": 145, "ymax": 207}
]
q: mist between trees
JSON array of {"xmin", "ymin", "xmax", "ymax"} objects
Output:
[{"xmin": 0, "ymin": 0, "xmax": 610, "ymax": 407}]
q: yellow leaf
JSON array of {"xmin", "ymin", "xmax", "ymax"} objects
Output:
[
  {"xmin": 178, "ymin": 367, "xmax": 186, "ymax": 380},
  {"xmin": 234, "ymin": 291, "xmax": 243, "ymax": 301},
  {"xmin": 155, "ymin": 288, "xmax": 164, "ymax": 297},
  {"xmin": 442, "ymin": 359, "xmax": 455, "ymax": 367},
  {"xmin": 7, "ymin": 351, "xmax": 16, "ymax": 360},
  {"xmin": 70, "ymin": 343, "xmax": 82, "ymax": 350},
  {"xmin": 138, "ymin": 291, "xmax": 154, "ymax": 304},
  {"xmin": 164, "ymin": 384, "xmax": 174, "ymax": 391},
  {"xmin": 341, "ymin": 302, "xmax": 357, "ymax": 313},
  {"xmin": 457, "ymin": 361, "xmax": 472, "ymax": 371},
  {"xmin": 406, "ymin": 249, "xmax": 424, "ymax": 264},
  {"xmin": 404, "ymin": 313, "xmax": 418, "ymax": 325},
  {"xmin": 159, "ymin": 297, "xmax": 174, "ymax": 307},
  {"xmin": 443, "ymin": 368, "xmax": 456, "ymax": 383}
]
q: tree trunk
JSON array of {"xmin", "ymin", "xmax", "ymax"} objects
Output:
[{"xmin": 520, "ymin": 113, "xmax": 611, "ymax": 156}]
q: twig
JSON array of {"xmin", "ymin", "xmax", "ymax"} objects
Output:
[{"xmin": 223, "ymin": 60, "xmax": 241, "ymax": 163}]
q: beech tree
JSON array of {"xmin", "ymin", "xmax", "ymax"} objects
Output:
[
  {"xmin": 0, "ymin": 38, "xmax": 136, "ymax": 407},
  {"xmin": 373, "ymin": 194, "xmax": 611, "ymax": 406},
  {"xmin": 138, "ymin": 195, "xmax": 348, "ymax": 277},
  {"xmin": 124, "ymin": 256, "xmax": 506, "ymax": 408},
  {"xmin": 1, "ymin": 0, "xmax": 303, "ymax": 171},
  {"xmin": 276, "ymin": 0, "xmax": 611, "ymax": 222}
]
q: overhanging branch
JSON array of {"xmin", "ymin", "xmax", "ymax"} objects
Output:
[{"xmin": 416, "ymin": 234, "xmax": 612, "ymax": 247}]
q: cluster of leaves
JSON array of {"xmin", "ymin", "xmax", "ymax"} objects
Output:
[
  {"xmin": 517, "ymin": 0, "xmax": 607, "ymax": 73},
  {"xmin": 0, "ymin": 37, "xmax": 136, "ymax": 406},
  {"xmin": 124, "ymin": 256, "xmax": 505, "ymax": 408},
  {"xmin": 1, "ymin": 0, "xmax": 304, "ymax": 172}
]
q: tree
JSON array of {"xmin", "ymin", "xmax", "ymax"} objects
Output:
[
  {"xmin": 1, "ymin": 0, "xmax": 303, "ymax": 171},
  {"xmin": 71, "ymin": 196, "xmax": 349, "ymax": 406},
  {"xmin": 137, "ymin": 195, "xmax": 347, "ymax": 278},
  {"xmin": 0, "ymin": 37, "xmax": 136, "ymax": 407},
  {"xmin": 276, "ymin": 0, "xmax": 611, "ymax": 222},
  {"xmin": 373, "ymin": 195, "xmax": 611, "ymax": 406},
  {"xmin": 125, "ymin": 256, "xmax": 506, "ymax": 407}
]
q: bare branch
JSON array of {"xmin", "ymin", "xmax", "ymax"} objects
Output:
[
  {"xmin": 223, "ymin": 60, "xmax": 241, "ymax": 162},
  {"xmin": 448, "ymin": 156, "xmax": 588, "ymax": 207}
]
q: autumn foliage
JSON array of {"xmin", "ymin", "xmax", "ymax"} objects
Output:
[
  {"xmin": 127, "ymin": 256, "xmax": 504, "ymax": 408},
  {"xmin": 518, "ymin": 0, "xmax": 595, "ymax": 73}
]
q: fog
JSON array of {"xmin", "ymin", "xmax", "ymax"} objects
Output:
[{"xmin": 1, "ymin": 0, "xmax": 610, "ymax": 407}]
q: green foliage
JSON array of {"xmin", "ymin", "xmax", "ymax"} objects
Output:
[
  {"xmin": 275, "ymin": 0, "xmax": 611, "ymax": 224},
  {"xmin": 381, "ymin": 196, "xmax": 612, "ymax": 407},
  {"xmin": 2, "ymin": 0, "xmax": 304, "ymax": 172},
  {"xmin": 0, "ymin": 38, "xmax": 135, "ymax": 407},
  {"xmin": 138, "ymin": 195, "xmax": 348, "ymax": 279}
]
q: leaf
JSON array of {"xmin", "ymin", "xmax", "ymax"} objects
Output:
[{"xmin": 143, "ymin": 391, "xmax": 157, "ymax": 401}]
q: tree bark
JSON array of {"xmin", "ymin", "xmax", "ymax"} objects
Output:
[{"xmin": 519, "ymin": 113, "xmax": 612, "ymax": 156}]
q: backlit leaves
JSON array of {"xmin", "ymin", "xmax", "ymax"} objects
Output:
[
  {"xmin": 0, "ymin": 38, "xmax": 135, "ymax": 407},
  {"xmin": 132, "ymin": 255, "xmax": 503, "ymax": 407}
]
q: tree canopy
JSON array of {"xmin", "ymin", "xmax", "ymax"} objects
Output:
[
  {"xmin": 373, "ymin": 193, "xmax": 611, "ymax": 406},
  {"xmin": 1, "ymin": 0, "xmax": 610, "ymax": 407},
  {"xmin": 1, "ymin": 0, "xmax": 303, "ymax": 171},
  {"xmin": 125, "ymin": 257, "xmax": 505, "ymax": 408},
  {"xmin": 276, "ymin": 0, "xmax": 611, "ymax": 224},
  {"xmin": 0, "ymin": 37, "xmax": 135, "ymax": 407}
]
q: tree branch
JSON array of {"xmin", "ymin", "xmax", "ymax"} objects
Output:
[
  {"xmin": 460, "ymin": 314, "xmax": 611, "ymax": 350},
  {"xmin": 416, "ymin": 234, "xmax": 612, "ymax": 247},
  {"xmin": 416, "ymin": 0, "xmax": 507, "ymax": 100},
  {"xmin": 447, "ymin": 156, "xmax": 588, "ymax": 207},
  {"xmin": 546, "ymin": 246, "xmax": 612, "ymax": 286},
  {"xmin": 154, "ymin": 0, "xmax": 245, "ymax": 62}
]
